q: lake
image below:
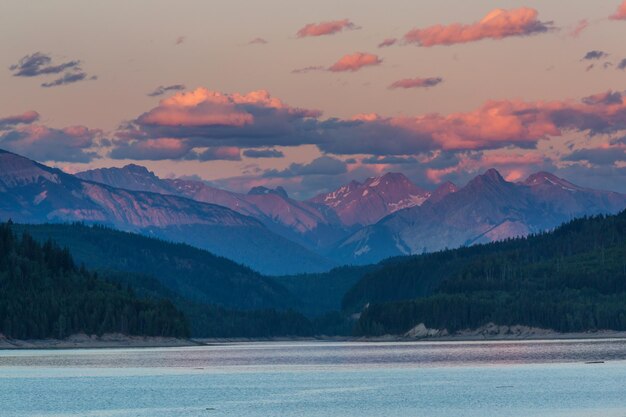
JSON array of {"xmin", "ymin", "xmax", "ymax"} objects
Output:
[{"xmin": 1, "ymin": 339, "xmax": 626, "ymax": 416}]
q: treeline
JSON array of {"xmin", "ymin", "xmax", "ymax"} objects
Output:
[
  {"xmin": 0, "ymin": 223, "xmax": 189, "ymax": 339},
  {"xmin": 353, "ymin": 211, "xmax": 626, "ymax": 336}
]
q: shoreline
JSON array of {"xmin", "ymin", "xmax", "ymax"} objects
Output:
[
  {"xmin": 3, "ymin": 329, "xmax": 626, "ymax": 350},
  {"xmin": 0, "ymin": 333, "xmax": 199, "ymax": 350}
]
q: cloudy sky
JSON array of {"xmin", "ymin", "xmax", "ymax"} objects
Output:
[{"xmin": 1, "ymin": 0, "xmax": 626, "ymax": 198}]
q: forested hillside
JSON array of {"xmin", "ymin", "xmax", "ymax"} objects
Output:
[
  {"xmin": 13, "ymin": 223, "xmax": 348, "ymax": 337},
  {"xmin": 352, "ymin": 211, "xmax": 626, "ymax": 336},
  {"xmin": 15, "ymin": 223, "xmax": 296, "ymax": 311},
  {"xmin": 0, "ymin": 223, "xmax": 189, "ymax": 339}
]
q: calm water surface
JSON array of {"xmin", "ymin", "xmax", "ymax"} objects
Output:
[{"xmin": 1, "ymin": 339, "xmax": 626, "ymax": 416}]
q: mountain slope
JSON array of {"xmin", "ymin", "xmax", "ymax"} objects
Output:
[
  {"xmin": 78, "ymin": 165, "xmax": 349, "ymax": 250},
  {"xmin": 333, "ymin": 169, "xmax": 626, "ymax": 265},
  {"xmin": 0, "ymin": 149, "xmax": 333, "ymax": 274}
]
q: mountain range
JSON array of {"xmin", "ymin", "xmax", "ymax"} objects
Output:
[
  {"xmin": 0, "ymin": 149, "xmax": 332, "ymax": 275},
  {"xmin": 2, "ymin": 148, "xmax": 626, "ymax": 272}
]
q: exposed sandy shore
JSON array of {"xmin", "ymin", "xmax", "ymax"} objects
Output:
[
  {"xmin": 4, "ymin": 325, "xmax": 626, "ymax": 349},
  {"xmin": 195, "ymin": 324, "xmax": 626, "ymax": 344},
  {"xmin": 0, "ymin": 333, "xmax": 198, "ymax": 350}
]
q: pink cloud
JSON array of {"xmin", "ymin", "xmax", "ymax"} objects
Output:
[
  {"xmin": 403, "ymin": 8, "xmax": 553, "ymax": 47},
  {"xmin": 0, "ymin": 111, "xmax": 40, "ymax": 128},
  {"xmin": 0, "ymin": 124, "xmax": 100, "ymax": 162},
  {"xmin": 388, "ymin": 77, "xmax": 443, "ymax": 89},
  {"xmin": 611, "ymin": 1, "xmax": 626, "ymax": 19},
  {"xmin": 328, "ymin": 52, "xmax": 382, "ymax": 72},
  {"xmin": 296, "ymin": 19, "xmax": 359, "ymax": 37},
  {"xmin": 570, "ymin": 19, "xmax": 589, "ymax": 38}
]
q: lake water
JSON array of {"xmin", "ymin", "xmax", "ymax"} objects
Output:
[{"xmin": 1, "ymin": 339, "xmax": 626, "ymax": 416}]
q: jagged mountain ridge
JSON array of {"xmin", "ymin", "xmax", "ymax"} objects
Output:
[
  {"xmin": 308, "ymin": 172, "xmax": 432, "ymax": 227},
  {"xmin": 333, "ymin": 168, "xmax": 626, "ymax": 265}
]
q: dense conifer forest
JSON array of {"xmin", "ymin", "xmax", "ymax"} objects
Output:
[
  {"xmin": 352, "ymin": 211, "xmax": 626, "ymax": 336},
  {"xmin": 0, "ymin": 223, "xmax": 189, "ymax": 339}
]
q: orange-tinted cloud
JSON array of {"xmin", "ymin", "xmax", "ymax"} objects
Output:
[
  {"xmin": 296, "ymin": 19, "xmax": 359, "ymax": 37},
  {"xmin": 328, "ymin": 53, "xmax": 382, "ymax": 72},
  {"xmin": 113, "ymin": 88, "xmax": 323, "ymax": 159},
  {"xmin": 320, "ymin": 91, "xmax": 626, "ymax": 155},
  {"xmin": 610, "ymin": 1, "xmax": 626, "ymax": 20},
  {"xmin": 137, "ymin": 88, "xmax": 319, "ymax": 128},
  {"xmin": 403, "ymin": 8, "xmax": 553, "ymax": 47},
  {"xmin": 388, "ymin": 77, "xmax": 443, "ymax": 89}
]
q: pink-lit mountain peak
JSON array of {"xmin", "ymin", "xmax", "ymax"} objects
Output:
[{"xmin": 310, "ymin": 172, "xmax": 430, "ymax": 226}]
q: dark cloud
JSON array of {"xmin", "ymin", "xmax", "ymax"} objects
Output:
[
  {"xmin": 249, "ymin": 37, "xmax": 268, "ymax": 45},
  {"xmin": 243, "ymin": 148, "xmax": 284, "ymax": 158},
  {"xmin": 0, "ymin": 111, "xmax": 39, "ymax": 129},
  {"xmin": 378, "ymin": 38, "xmax": 397, "ymax": 48},
  {"xmin": 41, "ymin": 71, "xmax": 96, "ymax": 88},
  {"xmin": 581, "ymin": 91, "xmax": 623, "ymax": 106},
  {"xmin": 0, "ymin": 125, "xmax": 100, "ymax": 162},
  {"xmin": 10, "ymin": 52, "xmax": 96, "ymax": 88},
  {"xmin": 291, "ymin": 66, "xmax": 325, "ymax": 74},
  {"xmin": 175, "ymin": 36, "xmax": 186, "ymax": 45},
  {"xmin": 263, "ymin": 156, "xmax": 347, "ymax": 178},
  {"xmin": 582, "ymin": 50, "xmax": 609, "ymax": 61},
  {"xmin": 618, "ymin": 59, "xmax": 626, "ymax": 71},
  {"xmin": 9, "ymin": 52, "xmax": 80, "ymax": 77},
  {"xmin": 316, "ymin": 118, "xmax": 436, "ymax": 156},
  {"xmin": 147, "ymin": 84, "xmax": 186, "ymax": 97},
  {"xmin": 110, "ymin": 139, "xmax": 192, "ymax": 161},
  {"xmin": 563, "ymin": 147, "xmax": 626, "ymax": 166},
  {"xmin": 388, "ymin": 77, "xmax": 443, "ymax": 90}
]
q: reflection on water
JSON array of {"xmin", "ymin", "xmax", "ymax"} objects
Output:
[{"xmin": 1, "ymin": 339, "xmax": 626, "ymax": 417}]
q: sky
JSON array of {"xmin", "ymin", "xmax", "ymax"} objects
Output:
[{"xmin": 1, "ymin": 0, "xmax": 626, "ymax": 198}]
